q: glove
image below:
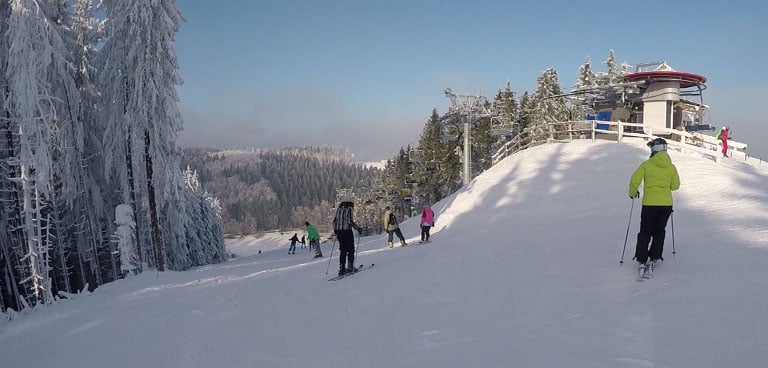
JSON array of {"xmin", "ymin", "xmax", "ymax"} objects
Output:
[{"xmin": 630, "ymin": 191, "xmax": 640, "ymax": 199}]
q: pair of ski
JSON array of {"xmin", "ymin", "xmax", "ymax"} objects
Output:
[{"xmin": 327, "ymin": 264, "xmax": 375, "ymax": 281}]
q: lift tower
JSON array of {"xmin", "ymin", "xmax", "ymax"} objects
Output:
[{"xmin": 443, "ymin": 88, "xmax": 492, "ymax": 185}]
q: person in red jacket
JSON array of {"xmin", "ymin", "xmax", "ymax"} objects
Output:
[{"xmin": 718, "ymin": 126, "xmax": 730, "ymax": 157}]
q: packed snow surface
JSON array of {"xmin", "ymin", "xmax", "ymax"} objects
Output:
[{"xmin": 2, "ymin": 139, "xmax": 767, "ymax": 367}]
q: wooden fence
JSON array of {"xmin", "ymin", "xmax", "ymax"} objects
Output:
[{"xmin": 492, "ymin": 120, "xmax": 763, "ymax": 167}]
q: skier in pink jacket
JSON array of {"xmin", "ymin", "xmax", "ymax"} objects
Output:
[{"xmin": 420, "ymin": 203, "xmax": 435, "ymax": 243}]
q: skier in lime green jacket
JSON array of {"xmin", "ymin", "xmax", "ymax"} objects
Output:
[
  {"xmin": 628, "ymin": 138, "xmax": 680, "ymax": 273},
  {"xmin": 305, "ymin": 221, "xmax": 322, "ymax": 258}
]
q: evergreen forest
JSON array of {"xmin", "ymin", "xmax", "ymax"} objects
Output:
[{"xmin": 181, "ymin": 146, "xmax": 381, "ymax": 235}]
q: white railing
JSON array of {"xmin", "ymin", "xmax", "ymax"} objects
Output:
[{"xmin": 492, "ymin": 120, "xmax": 762, "ymax": 166}]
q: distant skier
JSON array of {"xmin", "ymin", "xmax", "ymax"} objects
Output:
[
  {"xmin": 333, "ymin": 197, "xmax": 362, "ymax": 276},
  {"xmin": 383, "ymin": 206, "xmax": 407, "ymax": 248},
  {"xmin": 420, "ymin": 203, "xmax": 435, "ymax": 243},
  {"xmin": 628, "ymin": 137, "xmax": 680, "ymax": 277},
  {"xmin": 717, "ymin": 126, "xmax": 730, "ymax": 157},
  {"xmin": 305, "ymin": 222, "xmax": 322, "ymax": 258},
  {"xmin": 300, "ymin": 235, "xmax": 306, "ymax": 249},
  {"xmin": 288, "ymin": 233, "xmax": 299, "ymax": 254}
]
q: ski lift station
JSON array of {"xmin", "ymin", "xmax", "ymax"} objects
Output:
[
  {"xmin": 580, "ymin": 62, "xmax": 712, "ymax": 133},
  {"xmin": 444, "ymin": 60, "xmax": 756, "ymax": 174}
]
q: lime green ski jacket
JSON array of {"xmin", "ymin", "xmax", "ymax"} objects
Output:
[
  {"xmin": 306, "ymin": 224, "xmax": 320, "ymax": 241},
  {"xmin": 628, "ymin": 151, "xmax": 680, "ymax": 206}
]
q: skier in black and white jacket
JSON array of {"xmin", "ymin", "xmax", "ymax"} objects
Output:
[{"xmin": 333, "ymin": 197, "xmax": 362, "ymax": 276}]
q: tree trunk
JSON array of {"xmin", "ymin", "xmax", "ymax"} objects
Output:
[
  {"xmin": 145, "ymin": 129, "xmax": 164, "ymax": 271},
  {"xmin": 125, "ymin": 128, "xmax": 145, "ymax": 269}
]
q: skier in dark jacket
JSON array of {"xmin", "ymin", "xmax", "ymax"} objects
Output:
[
  {"xmin": 333, "ymin": 197, "xmax": 362, "ymax": 276},
  {"xmin": 629, "ymin": 137, "xmax": 680, "ymax": 277},
  {"xmin": 288, "ymin": 233, "xmax": 299, "ymax": 254}
]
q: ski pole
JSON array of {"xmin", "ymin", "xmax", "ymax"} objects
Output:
[
  {"xmin": 620, "ymin": 198, "xmax": 635, "ymax": 265},
  {"xmin": 354, "ymin": 232, "xmax": 361, "ymax": 259},
  {"xmin": 325, "ymin": 237, "xmax": 337, "ymax": 275},
  {"xmin": 671, "ymin": 211, "xmax": 676, "ymax": 258}
]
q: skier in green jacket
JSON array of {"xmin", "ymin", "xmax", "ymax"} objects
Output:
[
  {"xmin": 305, "ymin": 221, "xmax": 322, "ymax": 258},
  {"xmin": 628, "ymin": 137, "xmax": 680, "ymax": 276}
]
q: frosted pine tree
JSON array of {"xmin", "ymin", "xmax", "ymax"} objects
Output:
[
  {"xmin": 182, "ymin": 166, "xmax": 226, "ymax": 265},
  {"xmin": 605, "ymin": 49, "xmax": 619, "ymax": 85},
  {"xmin": 470, "ymin": 114, "xmax": 493, "ymax": 176},
  {"xmin": 412, "ymin": 109, "xmax": 443, "ymax": 204},
  {"xmin": 517, "ymin": 91, "xmax": 533, "ymax": 133},
  {"xmin": 436, "ymin": 115, "xmax": 462, "ymax": 198},
  {"xmin": 112, "ymin": 204, "xmax": 139, "ymax": 275},
  {"xmin": 69, "ymin": 0, "xmax": 114, "ymax": 287},
  {"xmin": 5, "ymin": 0, "xmax": 68, "ymax": 304},
  {"xmin": 532, "ymin": 68, "xmax": 568, "ymax": 126},
  {"xmin": 576, "ymin": 56, "xmax": 595, "ymax": 89},
  {"xmin": 99, "ymin": 0, "xmax": 206, "ymax": 271},
  {"xmin": 0, "ymin": 0, "xmax": 26, "ymax": 312},
  {"xmin": 494, "ymin": 82, "xmax": 518, "ymax": 134}
]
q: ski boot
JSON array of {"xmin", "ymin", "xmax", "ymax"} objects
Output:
[
  {"xmin": 638, "ymin": 262, "xmax": 648, "ymax": 279},
  {"xmin": 647, "ymin": 259, "xmax": 658, "ymax": 278}
]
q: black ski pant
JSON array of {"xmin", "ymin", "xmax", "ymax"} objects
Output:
[
  {"xmin": 387, "ymin": 228, "xmax": 405, "ymax": 243},
  {"xmin": 335, "ymin": 229, "xmax": 355, "ymax": 270},
  {"xmin": 421, "ymin": 225, "xmax": 431, "ymax": 242},
  {"xmin": 634, "ymin": 205, "xmax": 673, "ymax": 264}
]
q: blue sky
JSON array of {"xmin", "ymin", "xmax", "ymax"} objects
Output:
[{"xmin": 175, "ymin": 0, "xmax": 768, "ymax": 161}]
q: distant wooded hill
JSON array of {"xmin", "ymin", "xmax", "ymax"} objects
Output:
[{"xmin": 182, "ymin": 146, "xmax": 381, "ymax": 234}]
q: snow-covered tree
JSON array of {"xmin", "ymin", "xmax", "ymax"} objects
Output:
[
  {"xmin": 531, "ymin": 68, "xmax": 568, "ymax": 126},
  {"xmin": 517, "ymin": 91, "xmax": 533, "ymax": 133},
  {"xmin": 98, "ymin": 0, "xmax": 189, "ymax": 271},
  {"xmin": 4, "ymin": 0, "xmax": 81, "ymax": 305},
  {"xmin": 470, "ymin": 115, "xmax": 494, "ymax": 176},
  {"xmin": 436, "ymin": 115, "xmax": 463, "ymax": 197},
  {"xmin": 0, "ymin": 0, "xmax": 25, "ymax": 312},
  {"xmin": 68, "ymin": 0, "xmax": 113, "ymax": 289},
  {"xmin": 605, "ymin": 49, "xmax": 619, "ymax": 84},
  {"xmin": 576, "ymin": 56, "xmax": 595, "ymax": 89},
  {"xmin": 112, "ymin": 204, "xmax": 138, "ymax": 275},
  {"xmin": 382, "ymin": 147, "xmax": 413, "ymax": 210},
  {"xmin": 181, "ymin": 167, "xmax": 226, "ymax": 266},
  {"xmin": 412, "ymin": 109, "xmax": 443, "ymax": 204},
  {"xmin": 0, "ymin": 0, "xmax": 224, "ymax": 312},
  {"xmin": 494, "ymin": 82, "xmax": 518, "ymax": 134}
]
